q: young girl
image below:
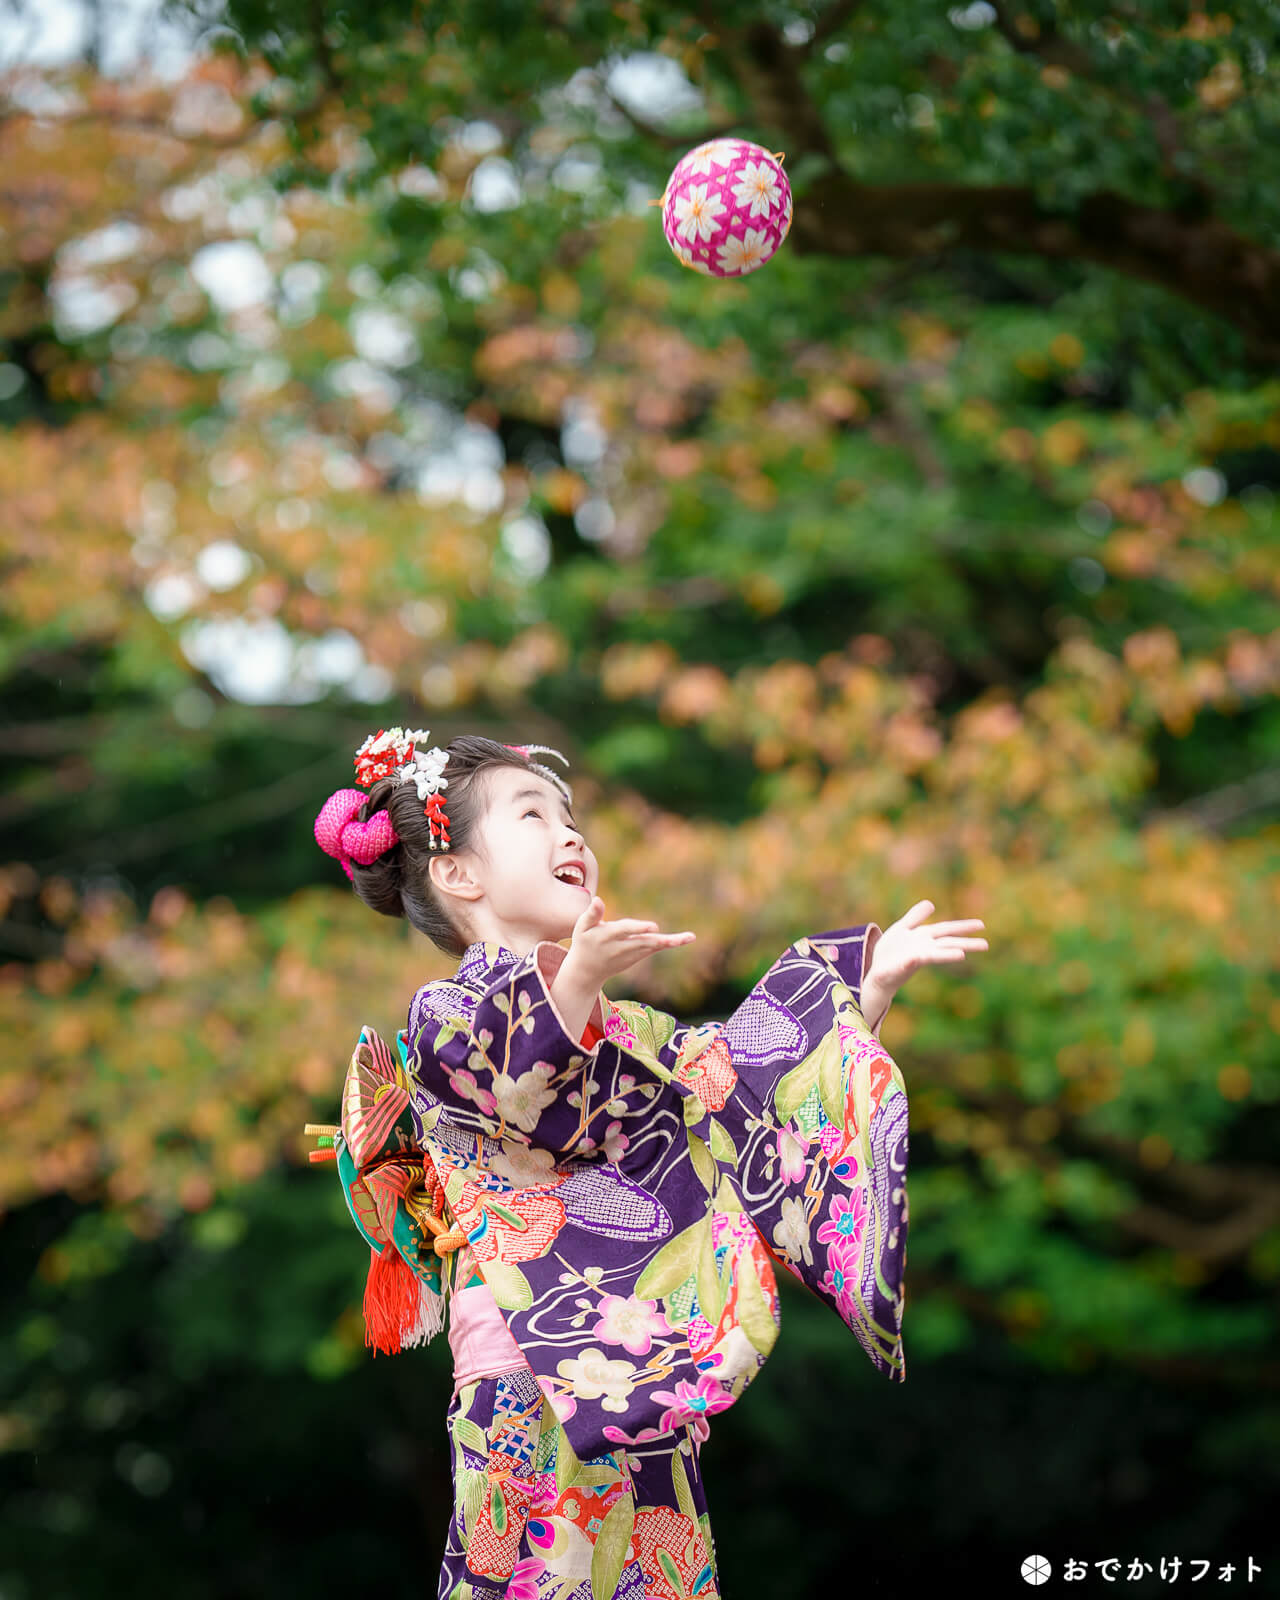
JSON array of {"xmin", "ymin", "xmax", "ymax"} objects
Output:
[{"xmin": 309, "ymin": 729, "xmax": 986, "ymax": 1600}]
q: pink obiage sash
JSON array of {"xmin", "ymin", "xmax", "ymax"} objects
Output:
[
  {"xmin": 446, "ymin": 1011, "xmax": 608, "ymax": 1396},
  {"xmin": 448, "ymin": 1284, "xmax": 530, "ymax": 1394}
]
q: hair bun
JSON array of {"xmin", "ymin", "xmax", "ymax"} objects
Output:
[{"xmin": 315, "ymin": 787, "xmax": 400, "ymax": 880}]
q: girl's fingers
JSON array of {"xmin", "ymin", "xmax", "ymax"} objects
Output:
[
  {"xmin": 598, "ymin": 930, "xmax": 695, "ymax": 948},
  {"xmin": 901, "ymin": 905, "xmax": 989, "ymax": 934},
  {"xmin": 600, "ymin": 920, "xmax": 685, "ymax": 937},
  {"xmin": 579, "ymin": 915, "xmax": 696, "ymax": 948}
]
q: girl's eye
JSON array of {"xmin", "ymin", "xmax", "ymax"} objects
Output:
[{"xmin": 524, "ymin": 807, "xmax": 581, "ymax": 830}]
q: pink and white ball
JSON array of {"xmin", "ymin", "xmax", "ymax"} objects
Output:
[{"xmin": 661, "ymin": 138, "xmax": 793, "ymax": 278}]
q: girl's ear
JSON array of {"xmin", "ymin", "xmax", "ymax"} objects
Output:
[{"xmin": 429, "ymin": 850, "xmax": 482, "ymax": 902}]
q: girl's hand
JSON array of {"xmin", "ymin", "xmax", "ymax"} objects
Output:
[
  {"xmin": 865, "ymin": 899, "xmax": 988, "ymax": 1000},
  {"xmin": 563, "ymin": 896, "xmax": 696, "ymax": 990}
]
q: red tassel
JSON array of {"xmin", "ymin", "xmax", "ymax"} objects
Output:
[{"xmin": 362, "ymin": 1241, "xmax": 420, "ymax": 1356}]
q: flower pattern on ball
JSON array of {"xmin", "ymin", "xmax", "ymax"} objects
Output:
[
  {"xmin": 673, "ymin": 182, "xmax": 726, "ymax": 244},
  {"xmin": 732, "ymin": 159, "xmax": 783, "ymax": 218}
]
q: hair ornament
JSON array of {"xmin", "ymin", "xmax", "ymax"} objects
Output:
[
  {"xmin": 315, "ymin": 788, "xmax": 400, "ymax": 881},
  {"xmin": 353, "ymin": 726, "xmax": 430, "ymax": 788},
  {"xmin": 503, "ymin": 742, "xmax": 574, "ymax": 806},
  {"xmin": 317, "ymin": 729, "xmax": 578, "ymax": 879},
  {"xmin": 398, "ymin": 743, "xmax": 450, "ymax": 802},
  {"xmin": 349, "ymin": 726, "xmax": 453, "ymax": 850},
  {"xmin": 398, "ymin": 735, "xmax": 451, "ymax": 851}
]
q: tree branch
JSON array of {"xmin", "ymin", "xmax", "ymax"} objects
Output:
[
  {"xmin": 0, "ymin": 103, "xmax": 259, "ymax": 150},
  {"xmin": 939, "ymin": 1078, "xmax": 1280, "ymax": 1271},
  {"xmin": 601, "ymin": 83, "xmax": 736, "ymax": 150},
  {"xmin": 704, "ymin": 17, "xmax": 1279, "ymax": 360},
  {"xmin": 0, "ymin": 918, "xmax": 64, "ymax": 957},
  {"xmin": 34, "ymin": 753, "xmax": 341, "ymax": 871},
  {"xmin": 1055, "ymin": 1123, "xmax": 1280, "ymax": 1271},
  {"xmin": 802, "ymin": 175, "xmax": 1278, "ymax": 360},
  {"xmin": 725, "ymin": 18, "xmax": 839, "ymax": 160},
  {"xmin": 987, "ymin": 1, "xmax": 1104, "ymax": 78},
  {"xmin": 1144, "ymin": 766, "xmax": 1280, "ymax": 833},
  {"xmin": 603, "ymin": 574, "xmax": 733, "ymax": 618}
]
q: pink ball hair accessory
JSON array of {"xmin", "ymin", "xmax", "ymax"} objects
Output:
[{"xmin": 315, "ymin": 787, "xmax": 400, "ymax": 881}]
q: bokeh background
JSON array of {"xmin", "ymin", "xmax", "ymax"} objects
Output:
[{"xmin": 3, "ymin": 1, "xmax": 1278, "ymax": 1595}]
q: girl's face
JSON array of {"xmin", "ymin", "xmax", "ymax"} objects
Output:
[{"xmin": 429, "ymin": 764, "xmax": 598, "ymax": 955}]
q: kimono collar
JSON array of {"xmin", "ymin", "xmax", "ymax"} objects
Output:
[{"xmin": 453, "ymin": 939, "xmax": 529, "ymax": 991}]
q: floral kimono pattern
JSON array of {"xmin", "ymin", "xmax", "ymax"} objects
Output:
[
  {"xmin": 326, "ymin": 926, "xmax": 908, "ymax": 1598},
  {"xmin": 440, "ymin": 1369, "xmax": 716, "ymax": 1600}
]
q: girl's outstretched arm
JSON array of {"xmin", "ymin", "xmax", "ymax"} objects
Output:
[
  {"xmin": 549, "ymin": 893, "xmax": 696, "ymax": 1043},
  {"xmin": 861, "ymin": 898, "xmax": 988, "ymax": 1024}
]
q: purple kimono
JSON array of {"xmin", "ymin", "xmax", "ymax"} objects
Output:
[{"xmin": 333, "ymin": 927, "xmax": 908, "ymax": 1597}]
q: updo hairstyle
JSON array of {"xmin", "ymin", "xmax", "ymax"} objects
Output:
[{"xmin": 348, "ymin": 735, "xmax": 566, "ymax": 957}]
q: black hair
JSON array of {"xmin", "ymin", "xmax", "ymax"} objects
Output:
[{"xmin": 347, "ymin": 734, "xmax": 572, "ymax": 957}]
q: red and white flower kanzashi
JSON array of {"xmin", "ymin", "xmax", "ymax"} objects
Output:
[
  {"xmin": 353, "ymin": 726, "xmax": 428, "ymax": 787},
  {"xmin": 351, "ymin": 725, "xmax": 452, "ymax": 850},
  {"xmin": 353, "ymin": 726, "xmax": 450, "ymax": 796},
  {"xmin": 400, "ymin": 742, "xmax": 450, "ymax": 801}
]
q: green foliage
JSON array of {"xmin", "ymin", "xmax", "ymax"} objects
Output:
[{"xmin": 2, "ymin": 2, "xmax": 1278, "ymax": 1589}]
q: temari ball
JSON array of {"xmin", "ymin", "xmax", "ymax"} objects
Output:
[{"xmin": 660, "ymin": 138, "xmax": 793, "ymax": 278}]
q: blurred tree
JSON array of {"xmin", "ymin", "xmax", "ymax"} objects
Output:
[{"xmin": 2, "ymin": 3, "xmax": 1278, "ymax": 1593}]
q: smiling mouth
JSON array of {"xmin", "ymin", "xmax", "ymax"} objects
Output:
[{"xmin": 553, "ymin": 867, "xmax": 588, "ymax": 890}]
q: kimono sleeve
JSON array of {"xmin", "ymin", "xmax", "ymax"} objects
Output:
[
  {"xmin": 685, "ymin": 924, "xmax": 909, "ymax": 1382},
  {"xmin": 405, "ymin": 940, "xmax": 607, "ymax": 1157}
]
